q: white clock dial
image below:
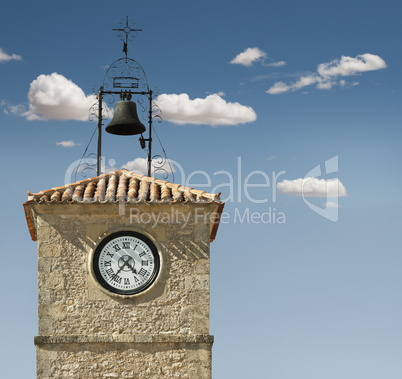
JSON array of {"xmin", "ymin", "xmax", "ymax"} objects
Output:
[{"xmin": 93, "ymin": 232, "xmax": 159, "ymax": 295}]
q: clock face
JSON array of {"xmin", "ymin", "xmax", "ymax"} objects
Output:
[{"xmin": 93, "ymin": 231, "xmax": 160, "ymax": 295}]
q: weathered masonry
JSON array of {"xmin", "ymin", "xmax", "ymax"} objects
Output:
[{"xmin": 24, "ymin": 170, "xmax": 224, "ymax": 378}]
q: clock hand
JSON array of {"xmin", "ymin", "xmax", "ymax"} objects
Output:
[
  {"xmin": 124, "ymin": 259, "xmax": 137, "ymax": 274},
  {"xmin": 115, "ymin": 256, "xmax": 130, "ymax": 275}
]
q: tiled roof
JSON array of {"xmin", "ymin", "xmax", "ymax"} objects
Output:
[
  {"xmin": 24, "ymin": 170, "xmax": 224, "ymax": 242},
  {"xmin": 26, "ymin": 170, "xmax": 222, "ymax": 205}
]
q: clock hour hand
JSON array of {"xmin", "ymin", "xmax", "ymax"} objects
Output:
[
  {"xmin": 124, "ymin": 259, "xmax": 137, "ymax": 274},
  {"xmin": 116, "ymin": 255, "xmax": 137, "ymax": 274},
  {"xmin": 116, "ymin": 256, "xmax": 129, "ymax": 275}
]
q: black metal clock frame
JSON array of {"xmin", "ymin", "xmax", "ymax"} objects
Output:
[{"xmin": 92, "ymin": 230, "xmax": 160, "ymax": 296}]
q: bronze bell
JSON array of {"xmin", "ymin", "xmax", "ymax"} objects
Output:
[{"xmin": 105, "ymin": 100, "xmax": 146, "ymax": 136}]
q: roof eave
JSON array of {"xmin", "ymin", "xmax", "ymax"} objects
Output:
[
  {"xmin": 210, "ymin": 202, "xmax": 225, "ymax": 242},
  {"xmin": 24, "ymin": 200, "xmax": 224, "ymax": 243},
  {"xmin": 23, "ymin": 200, "xmax": 37, "ymax": 241}
]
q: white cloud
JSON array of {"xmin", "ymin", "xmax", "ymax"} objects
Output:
[
  {"xmin": 268, "ymin": 74, "xmax": 324, "ymax": 94},
  {"xmin": 206, "ymin": 91, "xmax": 226, "ymax": 97},
  {"xmin": 1, "ymin": 101, "xmax": 25, "ymax": 115},
  {"xmin": 230, "ymin": 48, "xmax": 287, "ymax": 68},
  {"xmin": 155, "ymin": 93, "xmax": 257, "ymax": 126},
  {"xmin": 317, "ymin": 53, "xmax": 386, "ymax": 78},
  {"xmin": 122, "ymin": 157, "xmax": 174, "ymax": 175},
  {"xmin": 56, "ymin": 140, "xmax": 81, "ymax": 147},
  {"xmin": 23, "ymin": 73, "xmax": 99, "ymax": 121},
  {"xmin": 263, "ymin": 60, "xmax": 287, "ymax": 68},
  {"xmin": 317, "ymin": 79, "xmax": 335, "ymax": 90},
  {"xmin": 9, "ymin": 104, "xmax": 26, "ymax": 114},
  {"xmin": 251, "ymin": 73, "xmax": 281, "ymax": 82},
  {"xmin": 265, "ymin": 155, "xmax": 277, "ymax": 161},
  {"xmin": 340, "ymin": 80, "xmax": 360, "ymax": 89},
  {"xmin": 294, "ymin": 75, "xmax": 319, "ymax": 90},
  {"xmin": 266, "ymin": 81, "xmax": 291, "ymax": 94},
  {"xmin": 0, "ymin": 48, "xmax": 22, "ymax": 63},
  {"xmin": 122, "ymin": 158, "xmax": 148, "ymax": 174},
  {"xmin": 230, "ymin": 47, "xmax": 267, "ymax": 66},
  {"xmin": 325, "ymin": 201, "xmax": 341, "ymax": 208},
  {"xmin": 267, "ymin": 53, "xmax": 386, "ymax": 94},
  {"xmin": 277, "ymin": 177, "xmax": 347, "ymax": 197}
]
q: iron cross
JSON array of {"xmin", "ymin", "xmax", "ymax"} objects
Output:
[{"xmin": 113, "ymin": 16, "xmax": 142, "ymax": 58}]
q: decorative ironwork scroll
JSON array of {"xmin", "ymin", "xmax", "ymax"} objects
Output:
[
  {"xmin": 80, "ymin": 17, "xmax": 171, "ymax": 180},
  {"xmin": 102, "ymin": 58, "xmax": 149, "ymax": 92}
]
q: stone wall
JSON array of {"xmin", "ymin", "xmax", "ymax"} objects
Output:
[
  {"xmin": 33, "ymin": 203, "xmax": 217, "ymax": 378},
  {"xmin": 36, "ymin": 335, "xmax": 213, "ymax": 378}
]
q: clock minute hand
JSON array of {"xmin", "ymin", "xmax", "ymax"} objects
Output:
[
  {"xmin": 125, "ymin": 260, "xmax": 137, "ymax": 274},
  {"xmin": 115, "ymin": 256, "xmax": 129, "ymax": 275}
]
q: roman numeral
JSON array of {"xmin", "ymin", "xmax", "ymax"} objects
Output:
[
  {"xmin": 141, "ymin": 260, "xmax": 148, "ymax": 266},
  {"xmin": 138, "ymin": 268, "xmax": 147, "ymax": 276},
  {"xmin": 106, "ymin": 252, "xmax": 114, "ymax": 258},
  {"xmin": 122, "ymin": 242, "xmax": 130, "ymax": 249},
  {"xmin": 104, "ymin": 261, "xmax": 111, "ymax": 267},
  {"xmin": 124, "ymin": 278, "xmax": 130, "ymax": 285},
  {"xmin": 139, "ymin": 251, "xmax": 146, "ymax": 257},
  {"xmin": 133, "ymin": 275, "xmax": 139, "ymax": 283},
  {"xmin": 106, "ymin": 268, "xmax": 114, "ymax": 277},
  {"xmin": 112, "ymin": 244, "xmax": 121, "ymax": 252},
  {"xmin": 111, "ymin": 274, "xmax": 122, "ymax": 284}
]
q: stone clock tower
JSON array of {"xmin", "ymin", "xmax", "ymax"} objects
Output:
[{"xmin": 24, "ymin": 170, "xmax": 224, "ymax": 378}]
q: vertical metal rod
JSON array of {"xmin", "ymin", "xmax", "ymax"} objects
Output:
[
  {"xmin": 97, "ymin": 88, "xmax": 103, "ymax": 176},
  {"xmin": 147, "ymin": 90, "xmax": 153, "ymax": 177}
]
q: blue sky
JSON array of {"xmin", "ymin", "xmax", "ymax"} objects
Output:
[{"xmin": 1, "ymin": 1, "xmax": 401, "ymax": 378}]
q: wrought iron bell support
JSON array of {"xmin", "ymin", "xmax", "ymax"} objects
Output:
[{"xmin": 96, "ymin": 88, "xmax": 154, "ymax": 177}]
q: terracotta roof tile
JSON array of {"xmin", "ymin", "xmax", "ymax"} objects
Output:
[
  {"xmin": 127, "ymin": 177, "xmax": 139, "ymax": 200},
  {"xmin": 23, "ymin": 170, "xmax": 224, "ymax": 242},
  {"xmin": 27, "ymin": 170, "xmax": 222, "ymax": 205},
  {"xmin": 83, "ymin": 182, "xmax": 96, "ymax": 201}
]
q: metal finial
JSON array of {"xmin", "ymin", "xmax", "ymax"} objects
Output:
[{"xmin": 113, "ymin": 16, "xmax": 142, "ymax": 59}]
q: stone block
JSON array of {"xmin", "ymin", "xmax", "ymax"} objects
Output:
[
  {"xmin": 38, "ymin": 289, "xmax": 51, "ymax": 305},
  {"xmin": 40, "ymin": 272, "xmax": 65, "ymax": 292},
  {"xmin": 38, "ymin": 258, "xmax": 52, "ymax": 273},
  {"xmin": 188, "ymin": 290, "xmax": 209, "ymax": 305},
  {"xmin": 38, "ymin": 242, "xmax": 62, "ymax": 258},
  {"xmin": 194, "ymin": 258, "xmax": 209, "ymax": 274},
  {"xmin": 180, "ymin": 305, "xmax": 209, "ymax": 334},
  {"xmin": 86, "ymin": 275, "xmax": 112, "ymax": 301},
  {"xmin": 38, "ymin": 304, "xmax": 66, "ymax": 319},
  {"xmin": 185, "ymin": 274, "xmax": 209, "ymax": 291},
  {"xmin": 85, "ymin": 223, "xmax": 108, "ymax": 247},
  {"xmin": 38, "ymin": 318, "xmax": 53, "ymax": 335}
]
